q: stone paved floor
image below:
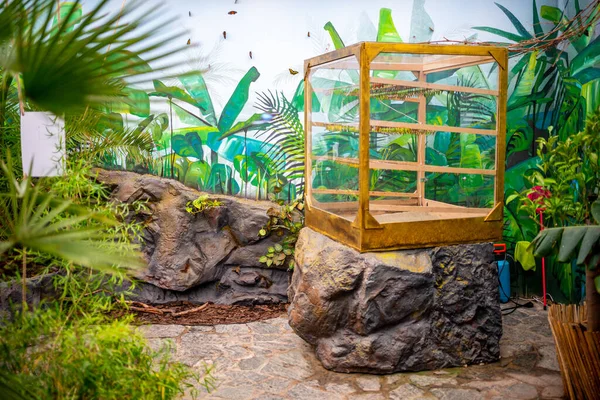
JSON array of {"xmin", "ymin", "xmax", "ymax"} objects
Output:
[{"xmin": 139, "ymin": 303, "xmax": 564, "ymax": 399}]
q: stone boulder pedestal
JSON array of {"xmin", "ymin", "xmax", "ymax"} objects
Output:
[{"xmin": 288, "ymin": 228, "xmax": 502, "ymax": 373}]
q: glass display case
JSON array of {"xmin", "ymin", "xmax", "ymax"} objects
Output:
[{"xmin": 304, "ymin": 43, "xmax": 508, "ymax": 251}]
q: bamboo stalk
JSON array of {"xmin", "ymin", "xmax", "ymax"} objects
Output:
[
  {"xmin": 548, "ymin": 304, "xmax": 600, "ymax": 399},
  {"xmin": 21, "ymin": 248, "xmax": 27, "ymax": 314}
]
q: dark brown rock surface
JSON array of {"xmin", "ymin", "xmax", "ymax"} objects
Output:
[
  {"xmin": 94, "ymin": 169, "xmax": 289, "ymax": 305},
  {"xmin": 288, "ymin": 228, "xmax": 502, "ymax": 373}
]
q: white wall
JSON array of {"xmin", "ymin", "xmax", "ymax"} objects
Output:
[{"xmin": 169, "ymin": 0, "xmax": 536, "ymax": 117}]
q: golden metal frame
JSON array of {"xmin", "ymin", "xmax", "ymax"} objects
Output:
[{"xmin": 304, "ymin": 42, "xmax": 508, "ymax": 252}]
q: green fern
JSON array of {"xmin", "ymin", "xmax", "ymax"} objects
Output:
[{"xmin": 255, "ymin": 91, "xmax": 305, "ymax": 192}]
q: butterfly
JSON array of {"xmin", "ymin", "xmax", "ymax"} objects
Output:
[
  {"xmin": 228, "ymin": 10, "xmax": 237, "ymax": 15},
  {"xmin": 186, "ymin": 39, "xmax": 191, "ymax": 45},
  {"xmin": 188, "ymin": 11, "xmax": 191, "ymax": 17},
  {"xmin": 289, "ymin": 68, "xmax": 299, "ymax": 75},
  {"xmin": 307, "ymin": 31, "xmax": 310, "ymax": 37},
  {"xmin": 223, "ymin": 31, "xmax": 227, "ymax": 39},
  {"xmin": 249, "ymin": 51, "xmax": 253, "ymax": 59}
]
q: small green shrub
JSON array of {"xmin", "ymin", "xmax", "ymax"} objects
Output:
[
  {"xmin": 258, "ymin": 200, "xmax": 304, "ymax": 270},
  {"xmin": 185, "ymin": 194, "xmax": 223, "ymax": 214},
  {"xmin": 0, "ymin": 305, "xmax": 212, "ymax": 399},
  {"xmin": 0, "ymin": 158, "xmax": 215, "ymax": 399},
  {"xmin": 507, "ymin": 111, "xmax": 600, "ymax": 228}
]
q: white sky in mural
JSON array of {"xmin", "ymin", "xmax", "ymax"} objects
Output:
[
  {"xmin": 86, "ymin": 0, "xmax": 580, "ymax": 126},
  {"xmin": 165, "ymin": 0, "xmax": 535, "ymax": 120}
]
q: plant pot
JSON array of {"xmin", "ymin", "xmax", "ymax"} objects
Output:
[{"xmin": 548, "ymin": 304, "xmax": 600, "ymax": 399}]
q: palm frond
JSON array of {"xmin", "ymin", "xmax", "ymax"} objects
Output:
[
  {"xmin": 1, "ymin": 0, "xmax": 187, "ymax": 115},
  {"xmin": 0, "ymin": 152, "xmax": 144, "ymax": 272},
  {"xmin": 66, "ymin": 109, "xmax": 155, "ymax": 166},
  {"xmin": 255, "ymin": 90, "xmax": 305, "ymax": 191}
]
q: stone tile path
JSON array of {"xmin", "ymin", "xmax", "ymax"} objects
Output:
[{"xmin": 139, "ymin": 303, "xmax": 564, "ymax": 399}]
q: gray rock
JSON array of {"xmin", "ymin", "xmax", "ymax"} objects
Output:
[
  {"xmin": 93, "ymin": 169, "xmax": 291, "ymax": 304},
  {"xmin": 288, "ymin": 228, "xmax": 502, "ymax": 374},
  {"xmin": 0, "ymin": 272, "xmax": 61, "ymax": 315}
]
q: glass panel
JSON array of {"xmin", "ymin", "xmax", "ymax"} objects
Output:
[
  {"xmin": 366, "ymin": 51, "xmax": 499, "ymax": 223},
  {"xmin": 369, "ymin": 169, "xmax": 417, "ymax": 195},
  {"xmin": 309, "ymin": 56, "xmax": 360, "ymax": 220},
  {"xmin": 425, "ymin": 132, "xmax": 496, "ymax": 170},
  {"xmin": 425, "ymin": 173, "xmax": 495, "ymax": 208}
]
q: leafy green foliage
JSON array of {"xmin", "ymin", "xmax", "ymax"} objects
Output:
[
  {"xmin": 376, "ymin": 8, "xmax": 403, "ymax": 43},
  {"xmin": 2, "ymin": 0, "xmax": 185, "ymax": 115},
  {"xmin": 0, "ymin": 158, "xmax": 213, "ymax": 398},
  {"xmin": 0, "ymin": 262, "xmax": 214, "ymax": 399},
  {"xmin": 531, "ymin": 198, "xmax": 600, "ymax": 295},
  {"xmin": 185, "ymin": 194, "xmax": 223, "ymax": 214},
  {"xmin": 0, "ymin": 154, "xmax": 143, "ymax": 273},
  {"xmin": 255, "ymin": 91, "xmax": 305, "ymax": 191},
  {"xmin": 1, "ymin": 309, "xmax": 211, "ymax": 399},
  {"xmin": 507, "ymin": 113, "xmax": 600, "ymax": 228},
  {"xmin": 258, "ymin": 200, "xmax": 304, "ymax": 270}
]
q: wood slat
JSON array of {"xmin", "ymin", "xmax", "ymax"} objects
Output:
[
  {"xmin": 371, "ymin": 119, "xmax": 497, "ymax": 136},
  {"xmin": 371, "ymin": 77, "xmax": 499, "ymax": 96},
  {"xmin": 312, "ymin": 188, "xmax": 358, "ymax": 196},
  {"xmin": 312, "ymin": 155, "xmax": 496, "ymax": 176},
  {"xmin": 312, "ymin": 155, "xmax": 359, "ymax": 166},
  {"xmin": 312, "ymin": 188, "xmax": 419, "ymax": 198},
  {"xmin": 369, "ymin": 204, "xmax": 490, "ymax": 214},
  {"xmin": 422, "ymin": 55, "xmax": 496, "ymax": 73},
  {"xmin": 312, "ymin": 120, "xmax": 497, "ymax": 136},
  {"xmin": 369, "ymin": 190, "xmax": 419, "ymax": 198}
]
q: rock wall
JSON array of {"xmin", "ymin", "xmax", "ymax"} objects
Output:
[
  {"xmin": 95, "ymin": 169, "xmax": 290, "ymax": 305},
  {"xmin": 0, "ymin": 273, "xmax": 60, "ymax": 317},
  {"xmin": 288, "ymin": 228, "xmax": 502, "ymax": 373}
]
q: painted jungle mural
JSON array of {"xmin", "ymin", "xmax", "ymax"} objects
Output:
[{"xmin": 81, "ymin": 0, "xmax": 599, "ymax": 303}]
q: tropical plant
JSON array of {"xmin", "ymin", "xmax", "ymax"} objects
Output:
[
  {"xmin": 508, "ymin": 121, "xmax": 600, "ymax": 228},
  {"xmin": 0, "ymin": 0, "xmax": 188, "ymax": 186},
  {"xmin": 0, "ymin": 154, "xmax": 143, "ymax": 278},
  {"xmin": 0, "ymin": 305, "xmax": 213, "ymax": 399},
  {"xmin": 531, "ymin": 199, "xmax": 600, "ymax": 331},
  {"xmin": 252, "ymin": 91, "xmax": 305, "ymax": 198},
  {"xmin": 0, "ymin": 0, "xmax": 185, "ymax": 114},
  {"xmin": 475, "ymin": 0, "xmax": 600, "ymax": 176},
  {"xmin": 0, "ymin": 153, "xmax": 217, "ymax": 398},
  {"xmin": 185, "ymin": 194, "xmax": 223, "ymax": 214},
  {"xmin": 469, "ymin": 0, "xmax": 600, "ymax": 301},
  {"xmin": 148, "ymin": 67, "xmax": 268, "ymax": 195},
  {"xmin": 258, "ymin": 200, "xmax": 304, "ymax": 270}
]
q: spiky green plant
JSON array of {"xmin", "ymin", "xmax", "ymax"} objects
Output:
[{"xmin": 254, "ymin": 91, "xmax": 305, "ymax": 192}]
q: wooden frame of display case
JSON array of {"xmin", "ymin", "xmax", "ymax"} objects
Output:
[{"xmin": 304, "ymin": 42, "xmax": 508, "ymax": 252}]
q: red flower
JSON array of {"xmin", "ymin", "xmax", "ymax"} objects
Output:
[{"xmin": 527, "ymin": 186, "xmax": 551, "ymax": 203}]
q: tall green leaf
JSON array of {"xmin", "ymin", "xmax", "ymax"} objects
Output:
[
  {"xmin": 571, "ymin": 35, "xmax": 600, "ymax": 77},
  {"xmin": 151, "ymin": 80, "xmax": 197, "ymax": 106},
  {"xmin": 217, "ymin": 67, "xmax": 260, "ymax": 134},
  {"xmin": 508, "ymin": 51, "xmax": 538, "ymax": 108},
  {"xmin": 495, "ymin": 2, "xmax": 533, "ymax": 39},
  {"xmin": 377, "ymin": 8, "xmax": 402, "ymax": 43},
  {"xmin": 179, "ymin": 72, "xmax": 217, "ymax": 125},
  {"xmin": 323, "ymin": 21, "xmax": 345, "ymax": 50},
  {"xmin": 172, "ymin": 131, "xmax": 204, "ymax": 160}
]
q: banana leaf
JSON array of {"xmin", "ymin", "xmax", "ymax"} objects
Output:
[
  {"xmin": 377, "ymin": 8, "xmax": 402, "ymax": 43},
  {"xmin": 217, "ymin": 67, "xmax": 260, "ymax": 134},
  {"xmin": 172, "ymin": 131, "xmax": 204, "ymax": 160},
  {"xmin": 183, "ymin": 160, "xmax": 210, "ymax": 189},
  {"xmin": 179, "ymin": 72, "xmax": 216, "ymax": 124},
  {"xmin": 323, "ymin": 22, "xmax": 345, "ymax": 49},
  {"xmin": 207, "ymin": 163, "xmax": 239, "ymax": 195}
]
